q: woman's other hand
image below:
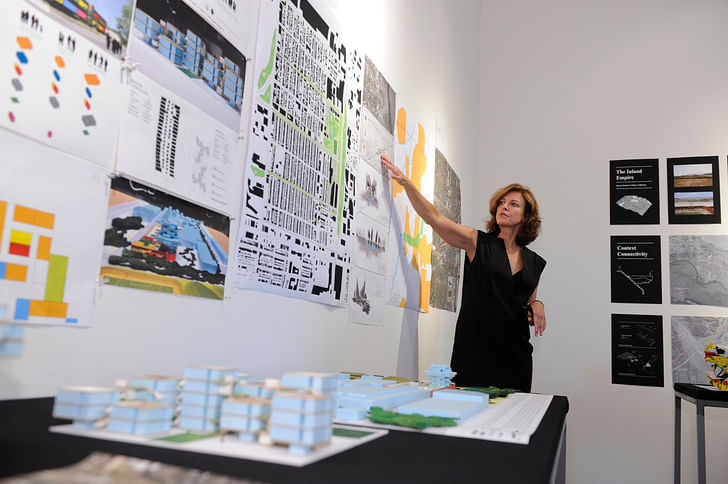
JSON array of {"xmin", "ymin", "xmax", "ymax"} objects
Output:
[{"xmin": 530, "ymin": 300, "xmax": 547, "ymax": 336}]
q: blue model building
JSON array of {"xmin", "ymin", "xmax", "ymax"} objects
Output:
[{"xmin": 426, "ymin": 364, "xmax": 457, "ymax": 390}]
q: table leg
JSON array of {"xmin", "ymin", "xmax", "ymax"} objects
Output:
[
  {"xmin": 697, "ymin": 401, "xmax": 706, "ymax": 484},
  {"xmin": 674, "ymin": 396, "xmax": 681, "ymax": 484}
]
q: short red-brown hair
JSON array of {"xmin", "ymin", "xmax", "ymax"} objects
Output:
[{"xmin": 485, "ymin": 183, "xmax": 541, "ymax": 246}]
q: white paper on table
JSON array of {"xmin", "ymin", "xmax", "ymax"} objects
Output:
[{"xmin": 440, "ymin": 393, "xmax": 553, "ymax": 444}]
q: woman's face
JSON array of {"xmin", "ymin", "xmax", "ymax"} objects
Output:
[{"xmin": 496, "ymin": 191, "xmax": 526, "ymax": 228}]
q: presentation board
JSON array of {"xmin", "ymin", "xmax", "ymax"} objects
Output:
[
  {"xmin": 232, "ymin": 0, "xmax": 363, "ymax": 307},
  {"xmin": 0, "ymin": 128, "xmax": 108, "ymax": 327}
]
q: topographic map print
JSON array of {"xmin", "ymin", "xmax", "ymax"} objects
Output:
[
  {"xmin": 671, "ymin": 316, "xmax": 728, "ymax": 383},
  {"xmin": 670, "ymin": 235, "xmax": 728, "ymax": 307}
]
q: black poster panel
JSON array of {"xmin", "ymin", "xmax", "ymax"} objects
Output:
[
  {"xmin": 610, "ymin": 235, "xmax": 661, "ymax": 304},
  {"xmin": 609, "ymin": 159, "xmax": 659, "ymax": 225},
  {"xmin": 611, "ymin": 314, "xmax": 664, "ymax": 387},
  {"xmin": 667, "ymin": 156, "xmax": 721, "ymax": 224}
]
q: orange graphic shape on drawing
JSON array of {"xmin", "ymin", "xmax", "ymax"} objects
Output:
[
  {"xmin": 396, "ymin": 107, "xmax": 407, "ymax": 144},
  {"xmin": 55, "ymin": 56, "xmax": 65, "ymax": 68},
  {"xmin": 17, "ymin": 37, "xmax": 32, "ymax": 50},
  {"xmin": 84, "ymin": 74, "xmax": 100, "ymax": 85}
]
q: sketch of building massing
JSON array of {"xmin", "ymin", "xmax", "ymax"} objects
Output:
[
  {"xmin": 617, "ymin": 195, "xmax": 651, "ymax": 216},
  {"xmin": 670, "ymin": 235, "xmax": 728, "ymax": 307},
  {"xmin": 352, "ymin": 279, "xmax": 371, "ymax": 314}
]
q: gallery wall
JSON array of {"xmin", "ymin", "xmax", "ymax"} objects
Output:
[
  {"xmin": 0, "ymin": 0, "xmax": 480, "ymax": 402},
  {"xmin": 478, "ymin": 0, "xmax": 728, "ymax": 482}
]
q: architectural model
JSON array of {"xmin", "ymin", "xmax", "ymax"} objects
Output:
[
  {"xmin": 705, "ymin": 342, "xmax": 728, "ymax": 391},
  {"xmin": 0, "ymin": 324, "xmax": 23, "ymax": 356},
  {"xmin": 425, "ymin": 364, "xmax": 457, "ymax": 390},
  {"xmin": 49, "ymin": 365, "xmax": 514, "ymax": 459}
]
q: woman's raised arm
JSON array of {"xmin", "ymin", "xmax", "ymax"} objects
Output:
[{"xmin": 380, "ymin": 154, "xmax": 477, "ymax": 259}]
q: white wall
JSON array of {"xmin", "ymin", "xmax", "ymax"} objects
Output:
[
  {"xmin": 479, "ymin": 1, "xmax": 728, "ymax": 483},
  {"xmin": 1, "ymin": 0, "xmax": 481, "ymax": 406}
]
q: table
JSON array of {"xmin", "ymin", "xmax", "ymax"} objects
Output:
[
  {"xmin": 674, "ymin": 382, "xmax": 728, "ymax": 484},
  {"xmin": 0, "ymin": 396, "xmax": 568, "ymax": 483}
]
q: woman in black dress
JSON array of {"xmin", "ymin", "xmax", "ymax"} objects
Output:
[{"xmin": 381, "ymin": 154, "xmax": 546, "ymax": 392}]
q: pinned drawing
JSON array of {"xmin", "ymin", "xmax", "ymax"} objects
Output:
[
  {"xmin": 348, "ymin": 266, "xmax": 386, "ymax": 326},
  {"xmin": 233, "ymin": 0, "xmax": 363, "ymax": 306},
  {"xmin": 0, "ymin": 129, "xmax": 107, "ymax": 326},
  {"xmin": 609, "ymin": 159, "xmax": 659, "ymax": 225},
  {"xmin": 610, "ymin": 236, "xmax": 661, "ymax": 304},
  {"xmin": 670, "ymin": 235, "xmax": 728, "ymax": 308},
  {"xmin": 612, "ymin": 314, "xmax": 664, "ymax": 387},
  {"xmin": 356, "ymin": 160, "xmax": 391, "ymax": 228},
  {"xmin": 429, "ymin": 147, "xmax": 461, "ymax": 312},
  {"xmin": 351, "ymin": 279, "xmax": 371, "ymax": 315},
  {"xmin": 100, "ymin": 177, "xmax": 230, "ymax": 300},
  {"xmin": 385, "ymin": 101, "xmax": 433, "ymax": 312},
  {"xmin": 347, "ymin": 55, "xmax": 394, "ymax": 324},
  {"xmin": 1, "ymin": 0, "xmax": 122, "ymax": 169},
  {"xmin": 667, "ymin": 156, "xmax": 721, "ymax": 224}
]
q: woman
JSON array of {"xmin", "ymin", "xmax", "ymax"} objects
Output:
[{"xmin": 380, "ymin": 154, "xmax": 546, "ymax": 392}]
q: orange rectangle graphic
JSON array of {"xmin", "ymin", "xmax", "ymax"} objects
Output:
[
  {"xmin": 14, "ymin": 204, "xmax": 54, "ymax": 229},
  {"xmin": 16, "ymin": 36, "xmax": 33, "ymax": 50},
  {"xmin": 5, "ymin": 264, "xmax": 27, "ymax": 281},
  {"xmin": 0, "ymin": 201, "xmax": 6, "ymax": 248},
  {"xmin": 29, "ymin": 300, "xmax": 67, "ymax": 318},
  {"xmin": 84, "ymin": 74, "xmax": 100, "ymax": 85},
  {"xmin": 37, "ymin": 236, "xmax": 51, "ymax": 260}
]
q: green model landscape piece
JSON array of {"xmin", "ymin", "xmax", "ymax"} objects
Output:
[
  {"xmin": 459, "ymin": 386, "xmax": 518, "ymax": 398},
  {"xmin": 155, "ymin": 432, "xmax": 217, "ymax": 443},
  {"xmin": 368, "ymin": 407, "xmax": 457, "ymax": 429}
]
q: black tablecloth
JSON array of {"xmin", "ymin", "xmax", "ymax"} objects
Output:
[
  {"xmin": 674, "ymin": 382, "xmax": 728, "ymax": 401},
  {"xmin": 0, "ymin": 396, "xmax": 568, "ymax": 483}
]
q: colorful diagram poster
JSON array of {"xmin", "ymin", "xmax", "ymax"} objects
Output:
[
  {"xmin": 610, "ymin": 235, "xmax": 661, "ymax": 304},
  {"xmin": 233, "ymin": 0, "xmax": 363, "ymax": 307},
  {"xmin": 0, "ymin": 0, "xmax": 124, "ymax": 169},
  {"xmin": 670, "ymin": 235, "xmax": 728, "ymax": 308},
  {"xmin": 672, "ymin": 316, "xmax": 728, "ymax": 385},
  {"xmin": 611, "ymin": 314, "xmax": 664, "ymax": 387},
  {"xmin": 667, "ymin": 156, "xmax": 721, "ymax": 224},
  {"xmin": 609, "ymin": 159, "xmax": 659, "ymax": 225},
  {"xmin": 348, "ymin": 56, "xmax": 394, "ymax": 326},
  {"xmin": 100, "ymin": 177, "xmax": 230, "ymax": 300},
  {"xmin": 429, "ymin": 147, "xmax": 461, "ymax": 312},
  {"xmin": 385, "ymin": 101, "xmax": 433, "ymax": 312},
  {"xmin": 115, "ymin": 0, "xmax": 248, "ymax": 216},
  {"xmin": 0, "ymin": 128, "xmax": 108, "ymax": 326}
]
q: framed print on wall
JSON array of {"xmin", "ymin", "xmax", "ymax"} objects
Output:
[
  {"xmin": 610, "ymin": 159, "xmax": 659, "ymax": 225},
  {"xmin": 667, "ymin": 156, "xmax": 720, "ymax": 224}
]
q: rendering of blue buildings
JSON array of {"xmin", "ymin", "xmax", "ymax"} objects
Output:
[{"xmin": 133, "ymin": 8, "xmax": 244, "ymax": 112}]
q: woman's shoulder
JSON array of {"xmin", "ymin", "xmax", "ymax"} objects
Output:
[
  {"xmin": 479, "ymin": 230, "xmax": 497, "ymax": 243},
  {"xmin": 522, "ymin": 245, "xmax": 546, "ymax": 270}
]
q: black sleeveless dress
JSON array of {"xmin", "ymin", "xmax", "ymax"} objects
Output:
[{"xmin": 450, "ymin": 230, "xmax": 546, "ymax": 392}]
